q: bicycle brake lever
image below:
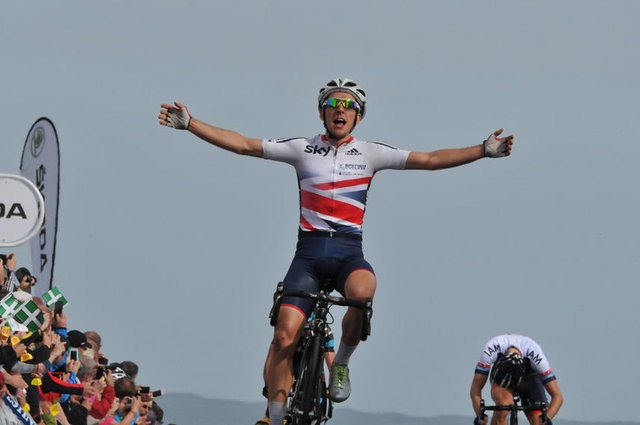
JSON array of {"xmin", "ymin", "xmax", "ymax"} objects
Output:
[
  {"xmin": 360, "ymin": 299, "xmax": 373, "ymax": 341},
  {"xmin": 269, "ymin": 282, "xmax": 285, "ymax": 326}
]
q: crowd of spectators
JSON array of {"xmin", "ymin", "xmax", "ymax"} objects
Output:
[{"xmin": 0, "ymin": 253, "xmax": 167, "ymax": 425}]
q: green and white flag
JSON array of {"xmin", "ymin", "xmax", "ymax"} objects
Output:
[
  {"xmin": 0, "ymin": 293, "xmax": 23, "ymax": 319},
  {"xmin": 42, "ymin": 286, "xmax": 68, "ymax": 308},
  {"xmin": 13, "ymin": 300, "xmax": 44, "ymax": 332}
]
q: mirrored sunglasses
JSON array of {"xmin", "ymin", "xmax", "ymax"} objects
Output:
[{"xmin": 322, "ymin": 97, "xmax": 360, "ymax": 111}]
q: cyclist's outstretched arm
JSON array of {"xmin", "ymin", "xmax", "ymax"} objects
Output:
[
  {"xmin": 159, "ymin": 101, "xmax": 263, "ymax": 157},
  {"xmin": 470, "ymin": 372, "xmax": 488, "ymax": 421},
  {"xmin": 543, "ymin": 380, "xmax": 563, "ymax": 420},
  {"xmin": 405, "ymin": 129, "xmax": 513, "ymax": 170}
]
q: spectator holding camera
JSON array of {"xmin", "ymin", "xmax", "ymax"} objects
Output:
[
  {"xmin": 111, "ymin": 378, "xmax": 143, "ymax": 425},
  {"xmin": 0, "ymin": 261, "xmax": 167, "ymax": 425},
  {"xmin": 88, "ymin": 360, "xmax": 116, "ymax": 421}
]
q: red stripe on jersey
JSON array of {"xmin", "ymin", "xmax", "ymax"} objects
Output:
[
  {"xmin": 300, "ymin": 215, "xmax": 316, "ymax": 230},
  {"xmin": 301, "ymin": 190, "xmax": 364, "ymax": 224},
  {"xmin": 312, "ymin": 176, "xmax": 372, "ymax": 191}
]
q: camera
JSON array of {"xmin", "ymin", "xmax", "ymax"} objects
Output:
[
  {"xmin": 137, "ymin": 387, "xmax": 163, "ymax": 400},
  {"xmin": 95, "ymin": 367, "xmax": 105, "ymax": 380},
  {"xmin": 98, "ymin": 356, "xmax": 109, "ymax": 366},
  {"xmin": 69, "ymin": 349, "xmax": 79, "ymax": 361},
  {"xmin": 54, "ymin": 301, "xmax": 64, "ymax": 316}
]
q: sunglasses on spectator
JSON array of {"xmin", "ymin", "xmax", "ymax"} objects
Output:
[{"xmin": 322, "ymin": 98, "xmax": 360, "ymax": 111}]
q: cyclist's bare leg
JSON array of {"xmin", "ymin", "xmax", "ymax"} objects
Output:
[
  {"xmin": 490, "ymin": 386, "xmax": 514, "ymax": 425},
  {"xmin": 329, "ymin": 270, "xmax": 376, "ymax": 402},
  {"xmin": 339, "ymin": 269, "xmax": 377, "ymax": 350},
  {"xmin": 266, "ymin": 306, "xmax": 306, "ymax": 417}
]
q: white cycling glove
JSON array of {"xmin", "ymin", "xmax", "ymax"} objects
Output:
[
  {"xmin": 483, "ymin": 130, "xmax": 509, "ymax": 158},
  {"xmin": 166, "ymin": 103, "xmax": 192, "ymax": 130}
]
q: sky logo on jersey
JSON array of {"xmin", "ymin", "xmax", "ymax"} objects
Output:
[{"xmin": 304, "ymin": 145, "xmax": 331, "ymax": 157}]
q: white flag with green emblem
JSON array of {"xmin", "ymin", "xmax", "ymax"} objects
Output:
[
  {"xmin": 42, "ymin": 286, "xmax": 68, "ymax": 308},
  {"xmin": 12, "ymin": 300, "xmax": 44, "ymax": 332},
  {"xmin": 0, "ymin": 293, "xmax": 23, "ymax": 319}
]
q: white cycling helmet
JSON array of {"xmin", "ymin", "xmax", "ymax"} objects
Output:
[{"xmin": 318, "ymin": 78, "xmax": 367, "ymax": 118}]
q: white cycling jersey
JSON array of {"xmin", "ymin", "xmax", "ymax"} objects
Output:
[
  {"xmin": 475, "ymin": 334, "xmax": 556, "ymax": 383},
  {"xmin": 262, "ymin": 134, "xmax": 410, "ymax": 235}
]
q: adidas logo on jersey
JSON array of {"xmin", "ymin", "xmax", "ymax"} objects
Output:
[{"xmin": 345, "ymin": 148, "xmax": 361, "ymax": 156}]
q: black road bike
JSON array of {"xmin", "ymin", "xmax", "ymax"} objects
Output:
[
  {"xmin": 269, "ymin": 282, "xmax": 373, "ymax": 425},
  {"xmin": 479, "ymin": 395, "xmax": 549, "ymax": 425}
]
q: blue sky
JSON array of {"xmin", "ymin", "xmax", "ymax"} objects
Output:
[{"xmin": 1, "ymin": 1, "xmax": 639, "ymax": 421}]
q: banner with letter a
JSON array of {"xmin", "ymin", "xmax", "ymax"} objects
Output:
[{"xmin": 19, "ymin": 118, "xmax": 60, "ymax": 296}]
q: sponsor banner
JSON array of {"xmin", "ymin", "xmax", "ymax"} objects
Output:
[
  {"xmin": 0, "ymin": 174, "xmax": 45, "ymax": 247},
  {"xmin": 1, "ymin": 394, "xmax": 38, "ymax": 425},
  {"xmin": 20, "ymin": 118, "xmax": 60, "ymax": 295}
]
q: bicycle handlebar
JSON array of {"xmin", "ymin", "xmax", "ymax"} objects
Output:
[
  {"xmin": 269, "ymin": 282, "xmax": 373, "ymax": 341},
  {"xmin": 280, "ymin": 288, "xmax": 369, "ymax": 310},
  {"xmin": 479, "ymin": 399, "xmax": 549, "ymax": 424},
  {"xmin": 481, "ymin": 404, "xmax": 546, "ymax": 412}
]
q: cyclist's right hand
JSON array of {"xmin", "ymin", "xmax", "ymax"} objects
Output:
[
  {"xmin": 159, "ymin": 101, "xmax": 192, "ymax": 130},
  {"xmin": 473, "ymin": 414, "xmax": 488, "ymax": 425}
]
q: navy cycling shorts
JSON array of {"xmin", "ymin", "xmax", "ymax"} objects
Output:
[
  {"xmin": 280, "ymin": 234, "xmax": 375, "ymax": 317},
  {"xmin": 516, "ymin": 372, "xmax": 549, "ymax": 407}
]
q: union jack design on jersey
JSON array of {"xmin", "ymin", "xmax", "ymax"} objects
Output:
[{"xmin": 262, "ymin": 134, "xmax": 409, "ymax": 235}]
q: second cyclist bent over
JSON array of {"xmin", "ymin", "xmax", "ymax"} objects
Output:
[{"xmin": 470, "ymin": 334, "xmax": 564, "ymax": 425}]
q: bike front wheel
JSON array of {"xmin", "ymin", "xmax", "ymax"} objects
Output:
[{"xmin": 290, "ymin": 335, "xmax": 322, "ymax": 425}]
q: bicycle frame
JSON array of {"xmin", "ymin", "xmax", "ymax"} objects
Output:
[
  {"xmin": 269, "ymin": 282, "xmax": 373, "ymax": 425},
  {"xmin": 479, "ymin": 396, "xmax": 548, "ymax": 425}
]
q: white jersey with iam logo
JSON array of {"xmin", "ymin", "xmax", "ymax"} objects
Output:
[
  {"xmin": 475, "ymin": 334, "xmax": 556, "ymax": 383},
  {"xmin": 262, "ymin": 134, "xmax": 410, "ymax": 235}
]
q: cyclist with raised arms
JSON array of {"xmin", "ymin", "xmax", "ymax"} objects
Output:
[
  {"xmin": 159, "ymin": 78, "xmax": 514, "ymax": 425},
  {"xmin": 470, "ymin": 334, "xmax": 564, "ymax": 425}
]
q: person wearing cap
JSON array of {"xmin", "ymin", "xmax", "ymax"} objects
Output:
[
  {"xmin": 14, "ymin": 267, "xmax": 37, "ymax": 295},
  {"xmin": 159, "ymin": 78, "xmax": 514, "ymax": 425}
]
